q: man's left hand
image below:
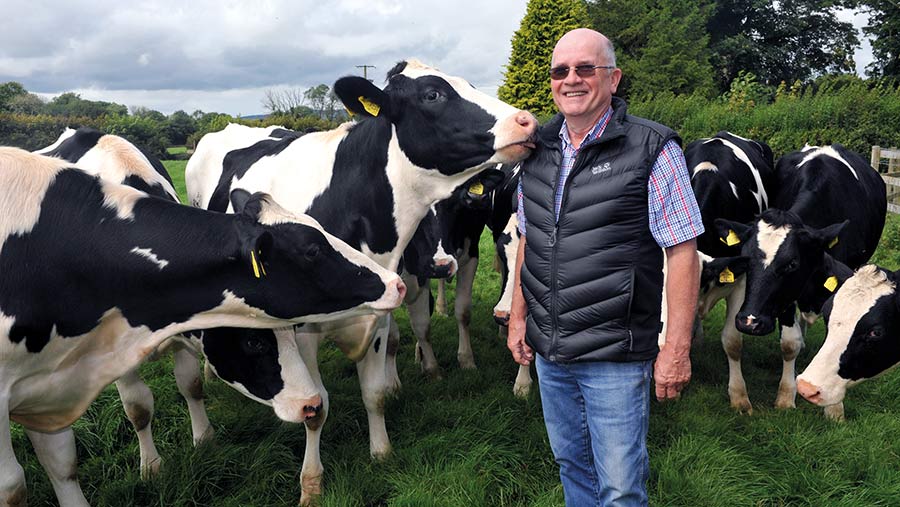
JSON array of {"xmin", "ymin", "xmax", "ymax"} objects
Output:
[{"xmin": 654, "ymin": 340, "xmax": 691, "ymax": 401}]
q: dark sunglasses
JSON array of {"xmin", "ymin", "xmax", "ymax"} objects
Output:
[{"xmin": 549, "ymin": 65, "xmax": 615, "ymax": 80}]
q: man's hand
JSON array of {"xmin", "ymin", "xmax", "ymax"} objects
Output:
[
  {"xmin": 507, "ymin": 320, "xmax": 533, "ymax": 366},
  {"xmin": 654, "ymin": 339, "xmax": 691, "ymax": 401}
]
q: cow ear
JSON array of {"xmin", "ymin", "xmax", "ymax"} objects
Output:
[
  {"xmin": 238, "ymin": 229, "xmax": 274, "ymax": 279},
  {"xmin": 231, "ymin": 189, "xmax": 270, "ymax": 221},
  {"xmin": 463, "ymin": 168, "xmax": 506, "ymax": 208},
  {"xmin": 334, "ymin": 76, "xmax": 389, "ymax": 118},
  {"xmin": 815, "ymin": 220, "xmax": 849, "ymax": 250},
  {"xmin": 230, "ymin": 188, "xmax": 253, "ymax": 214},
  {"xmin": 714, "ymin": 218, "xmax": 751, "ymax": 247}
]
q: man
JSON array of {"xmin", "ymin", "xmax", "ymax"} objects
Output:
[{"xmin": 507, "ymin": 28, "xmax": 702, "ymax": 506}]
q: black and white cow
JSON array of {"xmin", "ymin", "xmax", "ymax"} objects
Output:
[
  {"xmin": 36, "ymin": 127, "xmax": 330, "ymax": 478},
  {"xmin": 798, "ymin": 265, "xmax": 900, "ymax": 409},
  {"xmin": 0, "ymin": 147, "xmax": 405, "ymax": 507},
  {"xmin": 185, "ymin": 59, "xmax": 537, "ymax": 505},
  {"xmin": 716, "ymin": 144, "xmax": 886, "ymax": 416}
]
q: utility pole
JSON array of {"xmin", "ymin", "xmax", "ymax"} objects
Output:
[{"xmin": 356, "ymin": 64, "xmax": 376, "ymax": 82}]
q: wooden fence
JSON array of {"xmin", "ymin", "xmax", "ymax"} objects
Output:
[{"xmin": 874, "ymin": 145, "xmax": 900, "ymax": 214}]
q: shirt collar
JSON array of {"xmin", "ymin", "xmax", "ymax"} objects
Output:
[{"xmin": 559, "ymin": 106, "xmax": 613, "ymax": 151}]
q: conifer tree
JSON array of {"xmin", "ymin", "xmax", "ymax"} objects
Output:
[{"xmin": 498, "ymin": 0, "xmax": 589, "ymax": 117}]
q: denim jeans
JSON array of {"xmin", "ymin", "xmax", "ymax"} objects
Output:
[{"xmin": 535, "ymin": 354, "xmax": 653, "ymax": 507}]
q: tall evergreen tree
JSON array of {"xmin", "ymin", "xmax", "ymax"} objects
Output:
[
  {"xmin": 498, "ymin": 0, "xmax": 589, "ymax": 117},
  {"xmin": 862, "ymin": 0, "xmax": 900, "ymax": 78}
]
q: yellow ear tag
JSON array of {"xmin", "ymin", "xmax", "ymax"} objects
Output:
[
  {"xmin": 251, "ymin": 250, "xmax": 261, "ymax": 279},
  {"xmin": 358, "ymin": 96, "xmax": 380, "ymax": 116},
  {"xmin": 725, "ymin": 230, "xmax": 741, "ymax": 246},
  {"xmin": 824, "ymin": 275, "xmax": 838, "ymax": 292},
  {"xmin": 719, "ymin": 267, "xmax": 735, "ymax": 284},
  {"xmin": 828, "ymin": 237, "xmax": 839, "ymax": 249},
  {"xmin": 469, "ymin": 182, "xmax": 485, "ymax": 195}
]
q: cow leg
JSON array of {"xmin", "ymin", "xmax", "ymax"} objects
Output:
[
  {"xmin": 0, "ymin": 407, "xmax": 27, "ymax": 507},
  {"xmin": 25, "ymin": 427, "xmax": 88, "ymax": 507},
  {"xmin": 115, "ymin": 369, "xmax": 162, "ymax": 479},
  {"xmin": 356, "ymin": 315, "xmax": 393, "ymax": 460},
  {"xmin": 776, "ymin": 306, "xmax": 804, "ymax": 409},
  {"xmin": 435, "ymin": 278, "xmax": 448, "ymax": 316},
  {"xmin": 513, "ymin": 364, "xmax": 534, "ymax": 398},
  {"xmin": 723, "ymin": 285, "xmax": 752, "ymax": 414},
  {"xmin": 824, "ymin": 402, "xmax": 845, "ymax": 422},
  {"xmin": 385, "ymin": 316, "xmax": 402, "ymax": 395},
  {"xmin": 406, "ymin": 276, "xmax": 442, "ymax": 380},
  {"xmin": 172, "ymin": 343, "xmax": 214, "ymax": 445},
  {"xmin": 295, "ymin": 330, "xmax": 328, "ymax": 507},
  {"xmin": 455, "ymin": 256, "xmax": 478, "ymax": 370}
]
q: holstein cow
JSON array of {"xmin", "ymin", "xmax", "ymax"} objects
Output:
[
  {"xmin": 36, "ymin": 127, "xmax": 329, "ymax": 478},
  {"xmin": 185, "ymin": 59, "xmax": 537, "ymax": 505},
  {"xmin": 0, "ymin": 147, "xmax": 405, "ymax": 507},
  {"xmin": 716, "ymin": 143, "xmax": 886, "ymax": 419},
  {"xmin": 401, "ymin": 167, "xmax": 508, "ymax": 380},
  {"xmin": 798, "ymin": 264, "xmax": 900, "ymax": 410},
  {"xmin": 684, "ymin": 131, "xmax": 775, "ymax": 413}
]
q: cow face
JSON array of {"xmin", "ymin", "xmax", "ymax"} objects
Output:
[
  {"xmin": 231, "ymin": 190, "xmax": 405, "ymax": 321},
  {"xmin": 697, "ymin": 254, "xmax": 749, "ymax": 319},
  {"xmin": 334, "ymin": 59, "xmax": 537, "ymax": 176},
  {"xmin": 717, "ymin": 211, "xmax": 845, "ymax": 335},
  {"xmin": 797, "ymin": 265, "xmax": 900, "ymax": 406},
  {"xmin": 403, "ymin": 207, "xmax": 457, "ymax": 281},
  {"xmin": 197, "ymin": 327, "xmax": 322, "ymax": 422}
]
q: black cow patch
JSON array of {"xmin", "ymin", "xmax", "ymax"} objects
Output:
[
  {"xmin": 208, "ymin": 135, "xmax": 303, "ymax": 212},
  {"xmin": 202, "ymin": 328, "xmax": 284, "ymax": 400}
]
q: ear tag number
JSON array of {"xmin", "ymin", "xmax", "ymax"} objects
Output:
[{"xmin": 824, "ymin": 276, "xmax": 838, "ymax": 292}]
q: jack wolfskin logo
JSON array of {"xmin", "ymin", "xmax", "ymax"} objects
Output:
[{"xmin": 591, "ymin": 162, "xmax": 612, "ymax": 175}]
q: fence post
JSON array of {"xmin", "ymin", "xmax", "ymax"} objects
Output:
[
  {"xmin": 891, "ymin": 147, "xmax": 898, "ymax": 173},
  {"xmin": 872, "ymin": 145, "xmax": 882, "ymax": 172}
]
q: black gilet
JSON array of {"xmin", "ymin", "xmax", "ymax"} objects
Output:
[{"xmin": 520, "ymin": 97, "xmax": 679, "ymax": 363}]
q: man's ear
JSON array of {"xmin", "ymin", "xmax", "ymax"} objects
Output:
[{"xmin": 333, "ymin": 76, "xmax": 389, "ymax": 118}]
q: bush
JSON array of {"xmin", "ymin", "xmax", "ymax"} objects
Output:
[{"xmin": 0, "ymin": 113, "xmax": 104, "ymax": 151}]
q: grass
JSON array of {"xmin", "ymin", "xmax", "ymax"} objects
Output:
[
  {"xmin": 166, "ymin": 146, "xmax": 188, "ymax": 156},
  {"xmin": 11, "ymin": 168, "xmax": 900, "ymax": 506}
]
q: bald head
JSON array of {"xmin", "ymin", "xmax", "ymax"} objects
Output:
[{"xmin": 552, "ymin": 28, "xmax": 616, "ymax": 68}]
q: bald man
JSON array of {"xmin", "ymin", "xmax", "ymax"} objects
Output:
[{"xmin": 507, "ymin": 28, "xmax": 702, "ymax": 506}]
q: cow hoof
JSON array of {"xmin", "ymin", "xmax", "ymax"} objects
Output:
[
  {"xmin": 513, "ymin": 382, "xmax": 531, "ymax": 398},
  {"xmin": 423, "ymin": 365, "xmax": 443, "ymax": 381},
  {"xmin": 730, "ymin": 399, "xmax": 753, "ymax": 415},
  {"xmin": 458, "ymin": 357, "xmax": 477, "ymax": 370},
  {"xmin": 141, "ymin": 457, "xmax": 162, "ymax": 480},
  {"xmin": 824, "ymin": 403, "xmax": 845, "ymax": 422},
  {"xmin": 371, "ymin": 445, "xmax": 393, "ymax": 462},
  {"xmin": 774, "ymin": 396, "xmax": 796, "ymax": 410},
  {"xmin": 299, "ymin": 473, "xmax": 322, "ymax": 506}
]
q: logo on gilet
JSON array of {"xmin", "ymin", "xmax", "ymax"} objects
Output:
[{"xmin": 591, "ymin": 162, "xmax": 613, "ymax": 175}]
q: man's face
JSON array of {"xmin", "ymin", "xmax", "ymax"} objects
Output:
[{"xmin": 550, "ymin": 35, "xmax": 621, "ymax": 123}]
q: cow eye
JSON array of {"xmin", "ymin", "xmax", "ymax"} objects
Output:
[
  {"xmin": 423, "ymin": 89, "xmax": 443, "ymax": 103},
  {"xmin": 866, "ymin": 327, "xmax": 883, "ymax": 340},
  {"xmin": 778, "ymin": 259, "xmax": 800, "ymax": 274}
]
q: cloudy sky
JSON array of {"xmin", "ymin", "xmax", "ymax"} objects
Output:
[{"xmin": 0, "ymin": 1, "xmax": 872, "ymax": 117}]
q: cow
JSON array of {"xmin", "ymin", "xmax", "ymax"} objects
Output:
[
  {"xmin": 715, "ymin": 143, "xmax": 886, "ymax": 418},
  {"xmin": 184, "ymin": 59, "xmax": 537, "ymax": 505},
  {"xmin": 0, "ymin": 147, "xmax": 406, "ymax": 507},
  {"xmin": 36, "ymin": 127, "xmax": 326, "ymax": 479},
  {"xmin": 797, "ymin": 264, "xmax": 900, "ymax": 411}
]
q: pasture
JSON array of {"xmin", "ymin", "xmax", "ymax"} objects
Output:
[{"xmin": 10, "ymin": 161, "xmax": 900, "ymax": 507}]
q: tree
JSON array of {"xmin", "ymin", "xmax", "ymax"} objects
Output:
[
  {"xmin": 498, "ymin": 0, "xmax": 590, "ymax": 117},
  {"xmin": 131, "ymin": 106, "xmax": 167, "ymax": 123},
  {"xmin": 706, "ymin": 0, "xmax": 860, "ymax": 90},
  {"xmin": 862, "ymin": 0, "xmax": 900, "ymax": 78},
  {"xmin": 588, "ymin": 0, "xmax": 716, "ymax": 99},
  {"xmin": 45, "ymin": 92, "xmax": 128, "ymax": 118},
  {"xmin": 165, "ymin": 110, "xmax": 197, "ymax": 146},
  {"xmin": 6, "ymin": 93, "xmax": 45, "ymax": 115},
  {"xmin": 261, "ymin": 88, "xmax": 307, "ymax": 115},
  {"xmin": 0, "ymin": 82, "xmax": 27, "ymax": 112},
  {"xmin": 304, "ymin": 84, "xmax": 331, "ymax": 118}
]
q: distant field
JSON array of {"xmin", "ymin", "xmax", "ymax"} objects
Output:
[
  {"xmin": 162, "ymin": 160, "xmax": 187, "ymax": 202},
  {"xmin": 11, "ymin": 161, "xmax": 900, "ymax": 506},
  {"xmin": 166, "ymin": 146, "xmax": 188, "ymax": 155}
]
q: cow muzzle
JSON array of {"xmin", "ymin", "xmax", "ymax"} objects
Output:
[
  {"xmin": 494, "ymin": 111, "xmax": 538, "ymax": 163},
  {"xmin": 274, "ymin": 394, "xmax": 324, "ymax": 423},
  {"xmin": 735, "ymin": 312, "xmax": 774, "ymax": 335},
  {"xmin": 493, "ymin": 310, "xmax": 510, "ymax": 327},
  {"xmin": 796, "ymin": 378, "xmax": 823, "ymax": 405}
]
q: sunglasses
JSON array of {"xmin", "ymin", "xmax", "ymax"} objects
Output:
[{"xmin": 549, "ymin": 65, "xmax": 615, "ymax": 80}]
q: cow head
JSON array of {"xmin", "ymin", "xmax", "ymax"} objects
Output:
[
  {"xmin": 230, "ymin": 189, "xmax": 405, "ymax": 321},
  {"xmin": 697, "ymin": 253, "xmax": 749, "ymax": 319},
  {"xmin": 716, "ymin": 210, "xmax": 846, "ymax": 335},
  {"xmin": 334, "ymin": 59, "xmax": 537, "ymax": 177},
  {"xmin": 194, "ymin": 327, "xmax": 323, "ymax": 423},
  {"xmin": 797, "ymin": 265, "xmax": 900, "ymax": 406}
]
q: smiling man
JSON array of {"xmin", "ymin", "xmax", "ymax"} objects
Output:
[{"xmin": 507, "ymin": 28, "xmax": 703, "ymax": 506}]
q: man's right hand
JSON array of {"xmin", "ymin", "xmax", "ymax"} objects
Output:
[{"xmin": 507, "ymin": 319, "xmax": 534, "ymax": 366}]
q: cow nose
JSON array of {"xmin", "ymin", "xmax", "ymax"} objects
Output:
[
  {"xmin": 303, "ymin": 396, "xmax": 324, "ymax": 421},
  {"xmin": 516, "ymin": 111, "xmax": 537, "ymax": 131},
  {"xmin": 434, "ymin": 258, "xmax": 457, "ymax": 278},
  {"xmin": 736, "ymin": 313, "xmax": 760, "ymax": 333},
  {"xmin": 797, "ymin": 378, "xmax": 821, "ymax": 403},
  {"xmin": 493, "ymin": 310, "xmax": 510, "ymax": 327},
  {"xmin": 394, "ymin": 279, "xmax": 407, "ymax": 301}
]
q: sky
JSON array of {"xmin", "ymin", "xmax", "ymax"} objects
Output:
[{"xmin": 0, "ymin": 1, "xmax": 874, "ymax": 117}]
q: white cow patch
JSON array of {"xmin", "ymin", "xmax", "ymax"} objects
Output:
[
  {"xmin": 130, "ymin": 247, "xmax": 170, "ymax": 270},
  {"xmin": 715, "ymin": 138, "xmax": 768, "ymax": 212},
  {"xmin": 0, "ymin": 148, "xmax": 66, "ymax": 245},
  {"xmin": 33, "ymin": 128, "xmax": 77, "ymax": 155},
  {"xmin": 756, "ymin": 221, "xmax": 791, "ymax": 268},
  {"xmin": 798, "ymin": 146, "xmax": 859, "ymax": 180},
  {"xmin": 729, "ymin": 181, "xmax": 740, "ymax": 200},
  {"xmin": 691, "ymin": 161, "xmax": 718, "ymax": 176},
  {"xmin": 100, "ymin": 179, "xmax": 146, "ymax": 220},
  {"xmin": 798, "ymin": 265, "xmax": 895, "ymax": 404}
]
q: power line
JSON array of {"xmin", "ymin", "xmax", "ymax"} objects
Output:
[{"xmin": 356, "ymin": 65, "xmax": 376, "ymax": 82}]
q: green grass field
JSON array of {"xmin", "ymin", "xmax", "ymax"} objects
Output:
[
  {"xmin": 166, "ymin": 146, "xmax": 188, "ymax": 156},
  {"xmin": 11, "ymin": 163, "xmax": 900, "ymax": 506}
]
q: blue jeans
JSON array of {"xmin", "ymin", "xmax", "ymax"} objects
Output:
[{"xmin": 536, "ymin": 355, "xmax": 653, "ymax": 507}]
